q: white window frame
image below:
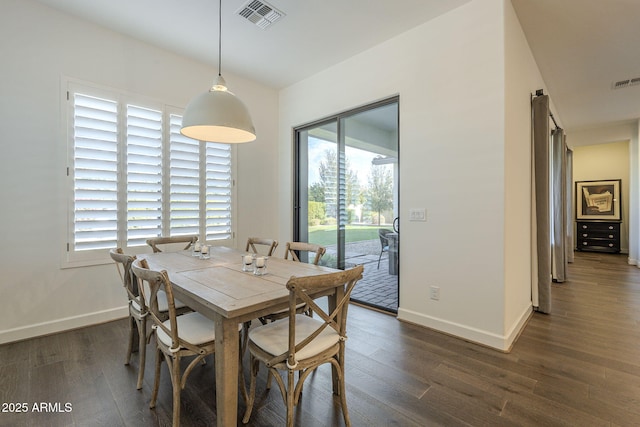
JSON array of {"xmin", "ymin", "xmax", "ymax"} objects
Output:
[{"xmin": 62, "ymin": 79, "xmax": 237, "ymax": 268}]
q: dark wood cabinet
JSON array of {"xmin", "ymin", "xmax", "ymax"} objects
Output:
[{"xmin": 576, "ymin": 221, "xmax": 620, "ymax": 253}]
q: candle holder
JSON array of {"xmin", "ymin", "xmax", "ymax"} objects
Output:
[
  {"xmin": 253, "ymin": 256, "xmax": 268, "ymax": 276},
  {"xmin": 192, "ymin": 241, "xmax": 201, "ymax": 257},
  {"xmin": 199, "ymin": 245, "xmax": 210, "ymax": 259},
  {"xmin": 241, "ymin": 253, "xmax": 255, "ymax": 272}
]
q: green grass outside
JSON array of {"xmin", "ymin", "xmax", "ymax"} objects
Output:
[{"xmin": 308, "ymin": 224, "xmax": 387, "ymax": 246}]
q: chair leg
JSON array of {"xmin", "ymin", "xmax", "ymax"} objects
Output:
[
  {"xmin": 241, "ymin": 322, "xmax": 250, "ymax": 357},
  {"xmin": 286, "ymin": 369, "xmax": 295, "ymax": 427},
  {"xmin": 125, "ymin": 315, "xmax": 135, "ymax": 365},
  {"xmin": 237, "ymin": 340, "xmax": 247, "ymax": 406},
  {"xmin": 338, "ymin": 354, "xmax": 351, "ymax": 427},
  {"xmin": 171, "ymin": 354, "xmax": 182, "ymax": 427},
  {"xmin": 146, "ymin": 324, "xmax": 155, "ymax": 344},
  {"xmin": 242, "ymin": 357, "xmax": 259, "ymax": 424},
  {"xmin": 294, "ymin": 370, "xmax": 304, "ymax": 405},
  {"xmin": 266, "ymin": 370, "xmax": 273, "ymax": 389},
  {"xmin": 136, "ymin": 318, "xmax": 147, "ymax": 390},
  {"xmin": 339, "ymin": 383, "xmax": 351, "ymax": 427},
  {"xmin": 377, "ymin": 251, "xmax": 383, "ymax": 269},
  {"xmin": 150, "ymin": 348, "xmax": 162, "ymax": 409},
  {"xmin": 266, "ymin": 366, "xmax": 296, "ymax": 391}
]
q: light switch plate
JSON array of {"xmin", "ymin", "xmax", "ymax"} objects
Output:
[{"xmin": 409, "ymin": 208, "xmax": 426, "ymax": 221}]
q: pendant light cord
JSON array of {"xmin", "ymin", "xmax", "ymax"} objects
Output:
[{"xmin": 218, "ymin": 0, "xmax": 222, "ymax": 77}]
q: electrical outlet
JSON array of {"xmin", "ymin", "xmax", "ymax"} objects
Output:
[
  {"xmin": 409, "ymin": 208, "xmax": 426, "ymax": 221},
  {"xmin": 429, "ymin": 285, "xmax": 440, "ymax": 300}
]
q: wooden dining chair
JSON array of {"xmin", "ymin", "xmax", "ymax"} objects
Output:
[
  {"xmin": 283, "ymin": 241, "xmax": 326, "ymax": 265},
  {"xmin": 260, "ymin": 241, "xmax": 327, "ymax": 325},
  {"xmin": 131, "ymin": 258, "xmax": 246, "ymax": 427},
  {"xmin": 245, "ymin": 237, "xmax": 278, "ymax": 256},
  {"xmin": 146, "ymin": 235, "xmax": 198, "ymax": 253},
  {"xmin": 242, "ymin": 265, "xmax": 364, "ymax": 427},
  {"xmin": 110, "ymin": 248, "xmax": 194, "ymax": 390},
  {"xmin": 109, "ymin": 248, "xmax": 148, "ymax": 390}
]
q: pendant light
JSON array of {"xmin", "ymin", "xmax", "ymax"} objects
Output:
[{"xmin": 181, "ymin": 0, "xmax": 256, "ymax": 143}]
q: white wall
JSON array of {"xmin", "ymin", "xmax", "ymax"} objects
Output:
[
  {"xmin": 503, "ymin": 0, "xmax": 553, "ymax": 343},
  {"xmin": 279, "ymin": 0, "xmax": 530, "ymax": 350},
  {"xmin": 0, "ymin": 0, "xmax": 279, "ymax": 343}
]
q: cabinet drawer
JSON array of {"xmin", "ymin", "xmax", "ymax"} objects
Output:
[
  {"xmin": 578, "ymin": 239, "xmax": 619, "ymax": 249},
  {"xmin": 577, "ymin": 222, "xmax": 619, "ymax": 232},
  {"xmin": 579, "ymin": 230, "xmax": 618, "ymax": 239}
]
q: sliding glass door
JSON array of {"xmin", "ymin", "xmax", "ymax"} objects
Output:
[
  {"xmin": 295, "ymin": 120, "xmax": 339, "ymax": 265},
  {"xmin": 294, "ymin": 98, "xmax": 399, "ymax": 312}
]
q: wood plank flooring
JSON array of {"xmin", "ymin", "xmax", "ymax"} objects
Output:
[{"xmin": 1, "ymin": 251, "xmax": 639, "ymax": 426}]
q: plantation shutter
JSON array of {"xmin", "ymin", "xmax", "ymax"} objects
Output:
[
  {"xmin": 169, "ymin": 114, "xmax": 200, "ymax": 236},
  {"xmin": 206, "ymin": 142, "xmax": 233, "ymax": 240},
  {"xmin": 72, "ymin": 93, "xmax": 119, "ymax": 251},
  {"xmin": 126, "ymin": 105, "xmax": 163, "ymax": 246},
  {"xmin": 67, "ymin": 83, "xmax": 236, "ymax": 265}
]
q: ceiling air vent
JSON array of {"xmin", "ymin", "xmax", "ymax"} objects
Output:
[
  {"xmin": 613, "ymin": 77, "xmax": 640, "ymax": 90},
  {"xmin": 237, "ymin": 0, "xmax": 285, "ymax": 30}
]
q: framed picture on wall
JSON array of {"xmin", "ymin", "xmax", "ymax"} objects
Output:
[{"xmin": 576, "ymin": 179, "xmax": 621, "ymax": 220}]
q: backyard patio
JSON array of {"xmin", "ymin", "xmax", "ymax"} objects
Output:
[{"xmin": 325, "ymin": 239, "xmax": 398, "ymax": 313}]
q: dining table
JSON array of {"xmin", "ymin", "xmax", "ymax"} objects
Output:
[{"xmin": 140, "ymin": 246, "xmax": 341, "ymax": 427}]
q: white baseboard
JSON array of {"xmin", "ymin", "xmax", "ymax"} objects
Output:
[
  {"xmin": 397, "ymin": 304, "xmax": 532, "ymax": 352},
  {"xmin": 0, "ymin": 306, "xmax": 128, "ymax": 345},
  {"xmin": 504, "ymin": 305, "xmax": 534, "ymax": 350}
]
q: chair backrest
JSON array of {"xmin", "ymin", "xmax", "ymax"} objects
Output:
[
  {"xmin": 246, "ymin": 237, "xmax": 278, "ymax": 256},
  {"xmin": 146, "ymin": 235, "xmax": 198, "ymax": 253},
  {"xmin": 109, "ymin": 248, "xmax": 142, "ymax": 307},
  {"xmin": 131, "ymin": 258, "xmax": 188, "ymax": 352},
  {"xmin": 378, "ymin": 229, "xmax": 393, "ymax": 247},
  {"xmin": 269, "ymin": 265, "xmax": 364, "ymax": 368},
  {"xmin": 284, "ymin": 242, "xmax": 326, "ymax": 265}
]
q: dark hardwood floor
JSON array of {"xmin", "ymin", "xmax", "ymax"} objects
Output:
[{"xmin": 1, "ymin": 251, "xmax": 640, "ymax": 426}]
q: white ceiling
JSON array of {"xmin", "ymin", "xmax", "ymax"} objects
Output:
[
  {"xmin": 35, "ymin": 0, "xmax": 640, "ymax": 132},
  {"xmin": 511, "ymin": 0, "xmax": 640, "ymax": 131},
  {"xmin": 34, "ymin": 0, "xmax": 470, "ymax": 89}
]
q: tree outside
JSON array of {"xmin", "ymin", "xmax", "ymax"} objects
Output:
[
  {"xmin": 309, "ymin": 182, "xmax": 325, "ymax": 203},
  {"xmin": 308, "ymin": 147, "xmax": 395, "ymax": 243},
  {"xmin": 366, "ymin": 164, "xmax": 393, "ymax": 225}
]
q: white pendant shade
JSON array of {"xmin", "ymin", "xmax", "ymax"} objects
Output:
[
  {"xmin": 181, "ymin": 77, "xmax": 256, "ymax": 143},
  {"xmin": 180, "ymin": 0, "xmax": 256, "ymax": 144}
]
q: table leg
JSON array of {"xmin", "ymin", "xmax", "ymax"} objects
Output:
[{"xmin": 215, "ymin": 316, "xmax": 239, "ymax": 427}]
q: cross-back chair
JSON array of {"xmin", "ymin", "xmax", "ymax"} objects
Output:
[
  {"xmin": 131, "ymin": 258, "xmax": 246, "ymax": 427},
  {"xmin": 109, "ymin": 248, "xmax": 148, "ymax": 390},
  {"xmin": 283, "ymin": 241, "xmax": 326, "ymax": 265},
  {"xmin": 242, "ymin": 265, "xmax": 364, "ymax": 427},
  {"xmin": 245, "ymin": 237, "xmax": 279, "ymax": 256},
  {"xmin": 146, "ymin": 235, "xmax": 198, "ymax": 253},
  {"xmin": 260, "ymin": 241, "xmax": 327, "ymax": 325}
]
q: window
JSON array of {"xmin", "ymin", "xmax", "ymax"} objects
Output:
[{"xmin": 65, "ymin": 82, "xmax": 235, "ymax": 266}]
